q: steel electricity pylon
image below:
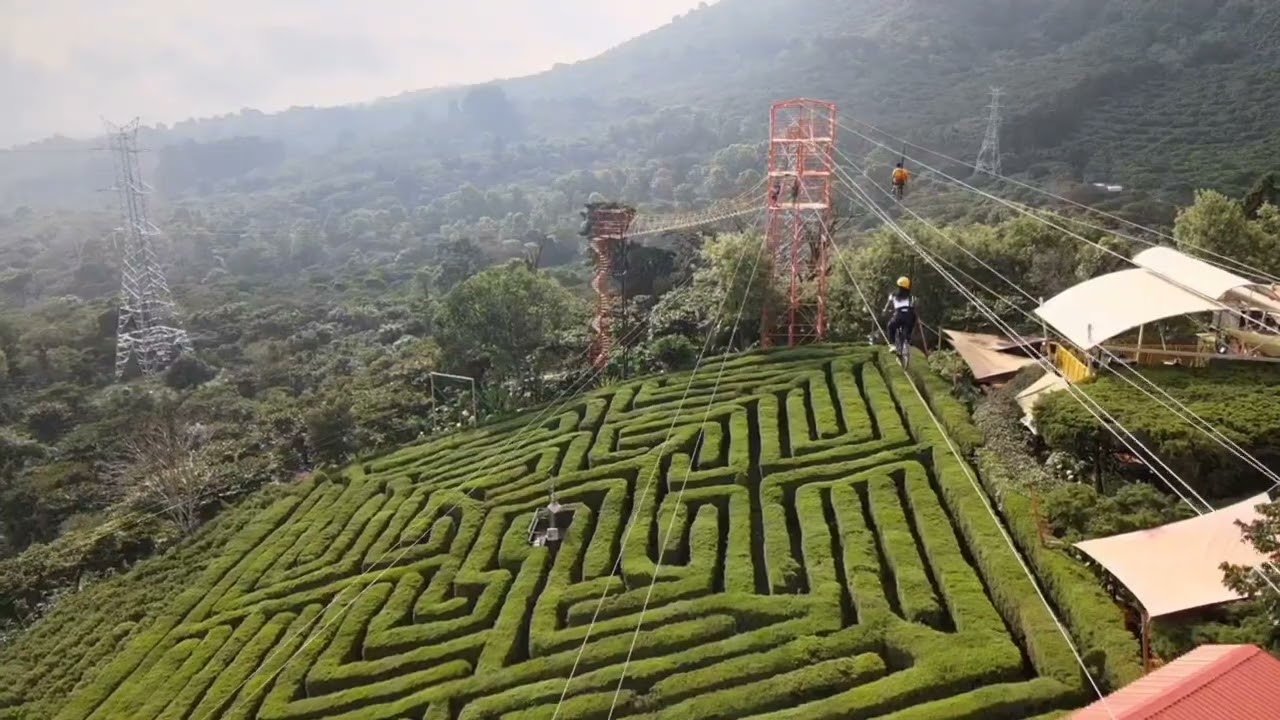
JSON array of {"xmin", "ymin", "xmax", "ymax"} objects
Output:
[
  {"xmin": 106, "ymin": 119, "xmax": 191, "ymax": 378},
  {"xmin": 975, "ymin": 87, "xmax": 1003, "ymax": 176}
]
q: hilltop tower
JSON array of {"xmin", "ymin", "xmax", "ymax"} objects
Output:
[
  {"xmin": 761, "ymin": 99, "xmax": 836, "ymax": 348},
  {"xmin": 107, "ymin": 119, "xmax": 191, "ymax": 378},
  {"xmin": 975, "ymin": 87, "xmax": 1003, "ymax": 176}
]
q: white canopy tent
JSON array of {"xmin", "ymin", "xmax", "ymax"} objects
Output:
[
  {"xmin": 1074, "ymin": 493, "xmax": 1272, "ymax": 618},
  {"xmin": 1034, "ymin": 247, "xmax": 1274, "ymax": 350}
]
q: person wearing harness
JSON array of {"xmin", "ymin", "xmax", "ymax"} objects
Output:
[
  {"xmin": 891, "ymin": 163, "xmax": 910, "ymax": 199},
  {"xmin": 883, "ymin": 276, "xmax": 917, "ymax": 344}
]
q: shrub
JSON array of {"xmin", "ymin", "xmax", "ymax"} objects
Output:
[{"xmin": 1034, "ymin": 364, "xmax": 1280, "ymax": 499}]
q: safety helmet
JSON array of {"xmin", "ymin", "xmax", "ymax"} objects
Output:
[{"xmin": 896, "ymin": 276, "xmax": 911, "ymax": 290}]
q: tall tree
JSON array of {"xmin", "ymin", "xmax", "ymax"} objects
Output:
[
  {"xmin": 110, "ymin": 417, "xmax": 215, "ymax": 535},
  {"xmin": 695, "ymin": 231, "xmax": 777, "ymax": 347},
  {"xmin": 1221, "ymin": 500, "xmax": 1280, "ymax": 651},
  {"xmin": 435, "ymin": 263, "xmax": 582, "ymax": 383},
  {"xmin": 1242, "ymin": 173, "xmax": 1280, "ymax": 220},
  {"xmin": 1175, "ymin": 190, "xmax": 1280, "ymax": 279}
]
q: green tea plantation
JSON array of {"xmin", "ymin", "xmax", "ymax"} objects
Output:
[{"xmin": 1, "ymin": 346, "xmax": 1143, "ymax": 719}]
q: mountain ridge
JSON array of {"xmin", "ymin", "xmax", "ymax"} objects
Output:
[{"xmin": 3, "ymin": 0, "xmax": 1279, "ymax": 210}]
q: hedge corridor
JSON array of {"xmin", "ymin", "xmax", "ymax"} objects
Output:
[{"xmin": 1, "ymin": 345, "xmax": 1138, "ymax": 720}]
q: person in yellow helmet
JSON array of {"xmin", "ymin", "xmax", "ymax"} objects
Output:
[
  {"xmin": 891, "ymin": 162, "xmax": 910, "ymax": 199},
  {"xmin": 883, "ymin": 276, "xmax": 917, "ymax": 346}
]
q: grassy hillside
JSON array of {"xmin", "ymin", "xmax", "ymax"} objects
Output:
[{"xmin": 0, "ymin": 345, "xmax": 1140, "ymax": 719}]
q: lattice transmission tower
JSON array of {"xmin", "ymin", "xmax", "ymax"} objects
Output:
[
  {"xmin": 106, "ymin": 120, "xmax": 191, "ymax": 378},
  {"xmin": 975, "ymin": 87, "xmax": 1003, "ymax": 176},
  {"xmin": 761, "ymin": 99, "xmax": 836, "ymax": 348}
]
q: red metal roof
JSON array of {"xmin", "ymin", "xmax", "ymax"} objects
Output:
[{"xmin": 1068, "ymin": 645, "xmax": 1280, "ymax": 719}]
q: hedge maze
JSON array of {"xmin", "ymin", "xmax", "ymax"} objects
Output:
[{"xmin": 51, "ymin": 346, "xmax": 1106, "ymax": 719}]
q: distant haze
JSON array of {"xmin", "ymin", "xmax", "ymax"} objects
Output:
[{"xmin": 2, "ymin": 0, "xmax": 711, "ymax": 147}]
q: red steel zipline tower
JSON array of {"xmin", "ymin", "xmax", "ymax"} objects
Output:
[
  {"xmin": 582, "ymin": 202, "xmax": 637, "ymax": 370},
  {"xmin": 761, "ymin": 99, "xmax": 836, "ymax": 348}
]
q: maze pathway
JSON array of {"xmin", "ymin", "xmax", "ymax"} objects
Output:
[{"xmin": 54, "ymin": 346, "xmax": 1091, "ymax": 720}]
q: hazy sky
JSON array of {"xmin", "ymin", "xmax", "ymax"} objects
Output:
[{"xmin": 1, "ymin": 0, "xmax": 710, "ymax": 146}]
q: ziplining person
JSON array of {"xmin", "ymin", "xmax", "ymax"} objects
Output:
[
  {"xmin": 891, "ymin": 162, "xmax": 910, "ymax": 199},
  {"xmin": 883, "ymin": 275, "xmax": 917, "ymax": 345}
]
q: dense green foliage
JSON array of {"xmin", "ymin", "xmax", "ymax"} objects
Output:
[
  {"xmin": 1033, "ymin": 363, "xmax": 1280, "ymax": 499},
  {"xmin": 991, "ymin": 363, "xmax": 1280, "ymax": 664},
  {"xmin": 0, "ymin": 346, "xmax": 1138, "ymax": 719},
  {"xmin": 3, "ymin": 0, "xmax": 1280, "ymax": 708}
]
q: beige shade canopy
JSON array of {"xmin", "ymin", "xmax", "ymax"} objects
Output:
[
  {"xmin": 1073, "ymin": 493, "xmax": 1273, "ymax": 618},
  {"xmin": 942, "ymin": 329, "xmax": 1040, "ymax": 381},
  {"xmin": 1035, "ymin": 268, "xmax": 1226, "ymax": 350},
  {"xmin": 1034, "ymin": 247, "xmax": 1263, "ymax": 350},
  {"xmin": 1015, "ymin": 371, "xmax": 1069, "ymax": 430},
  {"xmin": 1131, "ymin": 246, "xmax": 1259, "ymax": 300}
]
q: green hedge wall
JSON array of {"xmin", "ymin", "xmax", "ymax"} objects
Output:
[{"xmin": 0, "ymin": 345, "xmax": 1134, "ymax": 720}]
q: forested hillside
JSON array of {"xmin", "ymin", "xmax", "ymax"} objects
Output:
[{"xmin": 5, "ymin": 0, "xmax": 1280, "ymax": 212}]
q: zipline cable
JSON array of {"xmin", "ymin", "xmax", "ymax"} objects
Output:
[
  {"xmin": 836, "ymin": 154, "xmax": 1280, "ymax": 596},
  {"xmin": 838, "ymin": 121, "xmax": 1276, "ymax": 335},
  {"xmin": 605, "ymin": 230, "xmax": 768, "ymax": 720},
  {"xmin": 840, "ymin": 115, "xmax": 1280, "ymax": 285},
  {"xmin": 829, "ymin": 152, "xmax": 1213, "ymax": 512},
  {"xmin": 552, "ymin": 209, "xmax": 766, "ymax": 719},
  {"xmin": 203, "ymin": 244, "xmax": 734, "ymax": 719},
  {"xmin": 827, "ymin": 157, "xmax": 1280, "ymax": 602},
  {"xmin": 829, "ymin": 146, "xmax": 1280, "ymax": 491},
  {"xmin": 820, "ymin": 173, "xmax": 1119, "ymax": 719},
  {"xmin": 35, "ymin": 184, "xmax": 770, "ymax": 585}
]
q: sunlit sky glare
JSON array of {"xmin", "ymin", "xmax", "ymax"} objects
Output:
[{"xmin": 1, "ymin": 0, "xmax": 711, "ymax": 146}]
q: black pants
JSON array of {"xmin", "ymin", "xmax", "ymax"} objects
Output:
[{"xmin": 886, "ymin": 308, "xmax": 916, "ymax": 343}]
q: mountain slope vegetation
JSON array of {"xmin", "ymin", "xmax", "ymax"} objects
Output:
[
  {"xmin": 4, "ymin": 0, "xmax": 1279, "ymax": 210},
  {"xmin": 4, "ymin": 1, "xmax": 1280, "ymax": 710}
]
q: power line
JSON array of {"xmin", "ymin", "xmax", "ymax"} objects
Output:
[{"xmin": 819, "ymin": 175, "xmax": 1119, "ymax": 719}]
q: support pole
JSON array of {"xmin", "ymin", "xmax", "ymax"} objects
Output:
[
  {"xmin": 1038, "ymin": 296, "xmax": 1048, "ymax": 357},
  {"xmin": 1141, "ymin": 609, "xmax": 1151, "ymax": 673},
  {"xmin": 610, "ymin": 237, "xmax": 631, "ymax": 378},
  {"xmin": 429, "ymin": 371, "xmax": 478, "ymax": 432},
  {"xmin": 1136, "ymin": 323, "xmax": 1145, "ymax": 365}
]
